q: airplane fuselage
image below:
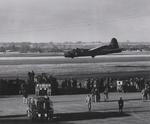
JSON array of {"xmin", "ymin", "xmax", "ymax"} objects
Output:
[
  {"xmin": 64, "ymin": 38, "xmax": 122, "ymax": 58},
  {"xmin": 64, "ymin": 47, "xmax": 122, "ymax": 58}
]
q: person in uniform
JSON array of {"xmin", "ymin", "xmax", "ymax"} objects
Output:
[
  {"xmin": 118, "ymin": 97, "xmax": 124, "ymax": 113},
  {"xmin": 86, "ymin": 95, "xmax": 91, "ymax": 111}
]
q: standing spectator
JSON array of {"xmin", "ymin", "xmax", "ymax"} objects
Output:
[
  {"xmin": 87, "ymin": 78, "xmax": 90, "ymax": 91},
  {"xmin": 86, "ymin": 95, "xmax": 91, "ymax": 111},
  {"xmin": 28, "ymin": 71, "xmax": 32, "ymax": 81},
  {"xmin": 90, "ymin": 78, "xmax": 94, "ymax": 89},
  {"xmin": 61, "ymin": 80, "xmax": 66, "ymax": 89},
  {"xmin": 109, "ymin": 78, "xmax": 113, "ymax": 90},
  {"xmin": 104, "ymin": 88, "xmax": 109, "ymax": 102},
  {"xmin": 118, "ymin": 97, "xmax": 124, "ymax": 113},
  {"xmin": 79, "ymin": 82, "xmax": 82, "ymax": 88},
  {"xmin": 84, "ymin": 80, "xmax": 88, "ymax": 90},
  {"xmin": 145, "ymin": 83, "xmax": 150, "ymax": 100},
  {"xmin": 47, "ymin": 84, "xmax": 51, "ymax": 96},
  {"xmin": 91, "ymin": 88, "xmax": 95, "ymax": 102},
  {"xmin": 142, "ymin": 88, "xmax": 147, "ymax": 102},
  {"xmin": 73, "ymin": 78, "xmax": 77, "ymax": 88},
  {"xmin": 63, "ymin": 79, "xmax": 67, "ymax": 89},
  {"xmin": 93, "ymin": 80, "xmax": 97, "ymax": 88},
  {"xmin": 130, "ymin": 78, "xmax": 133, "ymax": 86},
  {"xmin": 140, "ymin": 77, "xmax": 145, "ymax": 90},
  {"xmin": 31, "ymin": 70, "xmax": 35, "ymax": 82},
  {"xmin": 99, "ymin": 92, "xmax": 101, "ymax": 102},
  {"xmin": 135, "ymin": 78, "xmax": 140, "ymax": 90},
  {"xmin": 23, "ymin": 90, "xmax": 28, "ymax": 104},
  {"xmin": 67, "ymin": 79, "xmax": 71, "ymax": 89},
  {"xmin": 70, "ymin": 78, "xmax": 74, "ymax": 88},
  {"xmin": 146, "ymin": 85, "xmax": 150, "ymax": 100},
  {"xmin": 94, "ymin": 88, "xmax": 99, "ymax": 102},
  {"xmin": 123, "ymin": 80, "xmax": 128, "ymax": 93}
]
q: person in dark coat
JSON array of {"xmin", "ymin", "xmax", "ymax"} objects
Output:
[
  {"xmin": 118, "ymin": 97, "xmax": 124, "ymax": 113},
  {"xmin": 23, "ymin": 90, "xmax": 28, "ymax": 104}
]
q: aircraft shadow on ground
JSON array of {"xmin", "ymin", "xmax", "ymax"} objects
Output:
[
  {"xmin": 0, "ymin": 115, "xmax": 30, "ymax": 124},
  {"xmin": 0, "ymin": 114, "xmax": 26, "ymax": 118},
  {"xmin": 0, "ymin": 112, "xmax": 130, "ymax": 123},
  {"xmin": 54, "ymin": 111, "xmax": 130, "ymax": 121},
  {"xmin": 0, "ymin": 96, "xmax": 10, "ymax": 98},
  {"xmin": 0, "ymin": 119, "xmax": 29, "ymax": 124},
  {"xmin": 93, "ymin": 106, "xmax": 143, "ymax": 112},
  {"xmin": 0, "ymin": 119, "xmax": 73, "ymax": 124},
  {"xmin": 54, "ymin": 99, "xmax": 83, "ymax": 103},
  {"xmin": 108, "ymin": 98, "xmax": 142, "ymax": 102},
  {"xmin": 123, "ymin": 98, "xmax": 142, "ymax": 101},
  {"xmin": 54, "ymin": 98, "xmax": 142, "ymax": 104},
  {"xmin": 128, "ymin": 109, "xmax": 150, "ymax": 113}
]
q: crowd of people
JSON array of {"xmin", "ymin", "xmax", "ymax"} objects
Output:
[
  {"xmin": 83, "ymin": 77, "xmax": 146, "ymax": 92},
  {"xmin": 0, "ymin": 78, "xmax": 26, "ymax": 95},
  {"xmin": 83, "ymin": 77, "xmax": 112, "ymax": 102},
  {"xmin": 85, "ymin": 80, "xmax": 150, "ymax": 113},
  {"xmin": 0, "ymin": 70, "xmax": 149, "ymax": 97},
  {"xmin": 61, "ymin": 78, "xmax": 82, "ymax": 89},
  {"xmin": 84, "ymin": 77, "xmax": 110, "ymax": 92},
  {"xmin": 85, "ymin": 95, "xmax": 124, "ymax": 113},
  {"xmin": 0, "ymin": 70, "xmax": 149, "ymax": 114},
  {"xmin": 122, "ymin": 77, "xmax": 145, "ymax": 91},
  {"xmin": 82, "ymin": 77, "xmax": 150, "ymax": 103},
  {"xmin": 23, "ymin": 72, "xmax": 150, "ymax": 114}
]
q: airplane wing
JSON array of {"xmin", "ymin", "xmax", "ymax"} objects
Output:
[
  {"xmin": 88, "ymin": 46, "xmax": 101, "ymax": 52},
  {"xmin": 88, "ymin": 46, "xmax": 107, "ymax": 52}
]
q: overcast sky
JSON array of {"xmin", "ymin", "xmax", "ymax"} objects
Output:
[{"xmin": 0, "ymin": 0, "xmax": 150, "ymax": 43}]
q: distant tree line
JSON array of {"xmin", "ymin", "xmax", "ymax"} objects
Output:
[
  {"xmin": 0, "ymin": 42, "xmax": 62, "ymax": 53},
  {"xmin": 0, "ymin": 41, "xmax": 149, "ymax": 53},
  {"xmin": 121, "ymin": 42, "xmax": 150, "ymax": 51}
]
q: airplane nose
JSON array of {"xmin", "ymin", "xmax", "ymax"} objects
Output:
[
  {"xmin": 64, "ymin": 51, "xmax": 68, "ymax": 57},
  {"xmin": 64, "ymin": 51, "xmax": 70, "ymax": 57}
]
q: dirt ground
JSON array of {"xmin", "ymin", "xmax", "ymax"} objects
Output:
[{"xmin": 0, "ymin": 92, "xmax": 150, "ymax": 124}]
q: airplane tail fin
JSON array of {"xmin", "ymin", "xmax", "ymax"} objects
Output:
[{"xmin": 109, "ymin": 38, "xmax": 119, "ymax": 48}]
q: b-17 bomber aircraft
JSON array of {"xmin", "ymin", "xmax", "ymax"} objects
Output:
[{"xmin": 64, "ymin": 38, "xmax": 122, "ymax": 58}]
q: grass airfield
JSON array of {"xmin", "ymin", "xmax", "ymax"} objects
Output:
[{"xmin": 0, "ymin": 92, "xmax": 150, "ymax": 124}]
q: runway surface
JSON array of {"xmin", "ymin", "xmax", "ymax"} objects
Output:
[
  {"xmin": 0, "ymin": 93, "xmax": 150, "ymax": 124},
  {"xmin": 0, "ymin": 51, "xmax": 149, "ymax": 80},
  {"xmin": 0, "ymin": 54, "xmax": 150, "ymax": 60},
  {"xmin": 0, "ymin": 51, "xmax": 150, "ymax": 65}
]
